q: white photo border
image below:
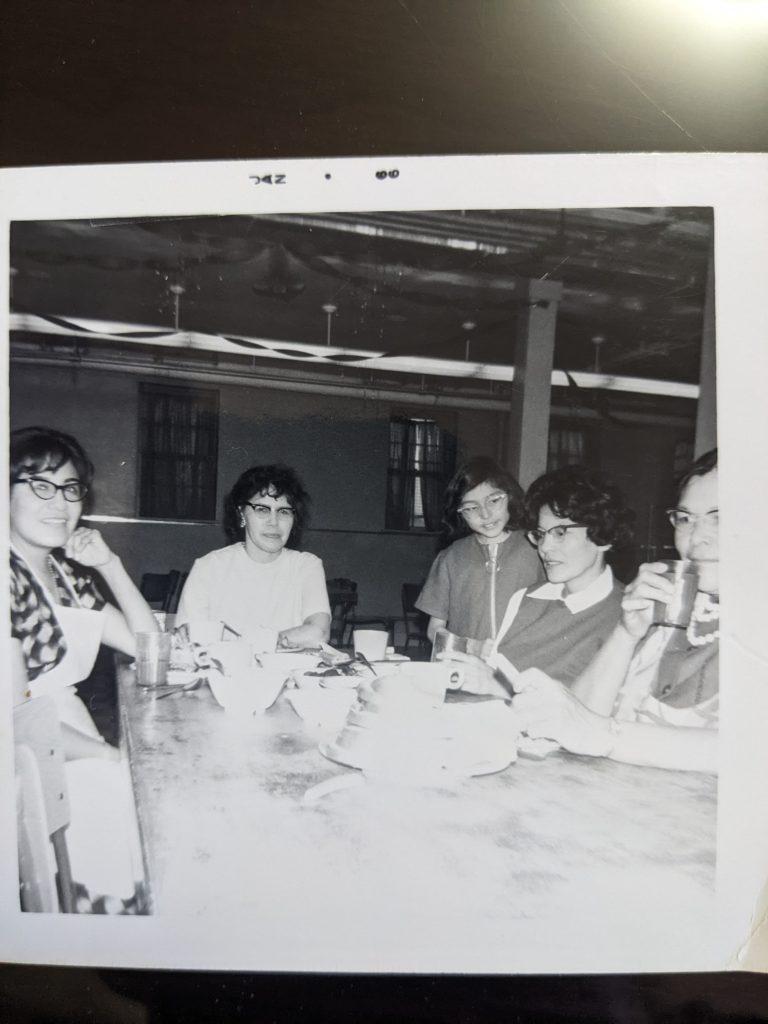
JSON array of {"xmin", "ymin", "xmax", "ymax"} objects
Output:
[{"xmin": 1, "ymin": 153, "xmax": 767, "ymax": 974}]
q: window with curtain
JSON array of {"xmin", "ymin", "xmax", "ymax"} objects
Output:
[
  {"xmin": 386, "ymin": 416, "xmax": 457, "ymax": 531},
  {"xmin": 138, "ymin": 383, "xmax": 219, "ymax": 520},
  {"xmin": 547, "ymin": 426, "xmax": 588, "ymax": 472}
]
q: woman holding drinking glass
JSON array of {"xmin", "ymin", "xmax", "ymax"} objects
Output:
[
  {"xmin": 455, "ymin": 450, "xmax": 720, "ymax": 773},
  {"xmin": 177, "ymin": 463, "xmax": 331, "ymax": 649}
]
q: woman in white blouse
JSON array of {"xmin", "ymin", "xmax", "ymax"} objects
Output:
[{"xmin": 177, "ymin": 463, "xmax": 331, "ymax": 649}]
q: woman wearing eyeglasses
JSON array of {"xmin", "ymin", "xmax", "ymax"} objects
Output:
[
  {"xmin": 10, "ymin": 426, "xmax": 158, "ymax": 725},
  {"xmin": 457, "ymin": 451, "xmax": 719, "ymax": 773},
  {"xmin": 443, "ymin": 465, "xmax": 632, "ymax": 691},
  {"xmin": 416, "ymin": 457, "xmax": 543, "ymax": 644},
  {"xmin": 10, "ymin": 425, "xmax": 158, "ymax": 910},
  {"xmin": 544, "ymin": 447, "xmax": 720, "ymax": 770},
  {"xmin": 176, "ymin": 464, "xmax": 331, "ymax": 649},
  {"xmin": 482, "ymin": 464, "xmax": 634, "ymax": 684}
]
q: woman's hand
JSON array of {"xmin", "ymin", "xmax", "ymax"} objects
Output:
[
  {"xmin": 278, "ymin": 622, "xmax": 323, "ymax": 649},
  {"xmin": 619, "ymin": 562, "xmax": 675, "ymax": 640},
  {"xmin": 436, "ymin": 651, "xmax": 513, "ymax": 699},
  {"xmin": 512, "ymin": 668, "xmax": 615, "ymax": 757},
  {"xmin": 64, "ymin": 527, "xmax": 116, "ymax": 569}
]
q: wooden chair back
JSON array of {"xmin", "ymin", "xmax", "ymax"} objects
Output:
[
  {"xmin": 141, "ymin": 570, "xmax": 186, "ymax": 613},
  {"xmin": 326, "ymin": 578, "xmax": 358, "ymax": 648},
  {"xmin": 401, "ymin": 583, "xmax": 430, "ymax": 653}
]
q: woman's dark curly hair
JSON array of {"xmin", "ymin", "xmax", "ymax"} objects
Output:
[
  {"xmin": 442, "ymin": 456, "xmax": 525, "ymax": 541},
  {"xmin": 223, "ymin": 464, "xmax": 310, "ymax": 547},
  {"xmin": 524, "ymin": 464, "xmax": 635, "ymax": 550},
  {"xmin": 10, "ymin": 426, "xmax": 94, "ymax": 489}
]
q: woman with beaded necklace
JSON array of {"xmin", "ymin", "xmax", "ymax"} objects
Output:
[
  {"xmin": 603, "ymin": 448, "xmax": 720, "ymax": 731},
  {"xmin": 465, "ymin": 450, "xmax": 720, "ymax": 773}
]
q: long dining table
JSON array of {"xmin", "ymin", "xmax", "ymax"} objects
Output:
[{"xmin": 118, "ymin": 661, "xmax": 719, "ymax": 973}]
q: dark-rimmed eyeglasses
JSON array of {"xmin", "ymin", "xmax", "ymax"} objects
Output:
[
  {"xmin": 526, "ymin": 524, "xmax": 587, "ymax": 546},
  {"xmin": 666, "ymin": 508, "xmax": 718, "ymax": 531},
  {"xmin": 13, "ymin": 476, "xmax": 88, "ymax": 502},
  {"xmin": 244, "ymin": 502, "xmax": 295, "ymax": 521}
]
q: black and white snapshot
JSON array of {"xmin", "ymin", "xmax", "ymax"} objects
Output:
[{"xmin": 7, "ymin": 188, "xmax": 726, "ymax": 972}]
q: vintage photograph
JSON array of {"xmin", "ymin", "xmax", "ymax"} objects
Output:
[
  {"xmin": 6, "ymin": 197, "xmax": 721, "ymax": 957},
  {"xmin": 1, "ymin": 151, "xmax": 765, "ymax": 974}
]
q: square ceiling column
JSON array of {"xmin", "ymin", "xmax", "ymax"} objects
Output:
[{"xmin": 506, "ymin": 279, "xmax": 563, "ymax": 489}]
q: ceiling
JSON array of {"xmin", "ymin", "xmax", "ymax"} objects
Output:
[{"xmin": 9, "ymin": 206, "xmax": 713, "ymax": 385}]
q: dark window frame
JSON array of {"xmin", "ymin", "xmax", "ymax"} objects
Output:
[
  {"xmin": 137, "ymin": 382, "xmax": 220, "ymax": 521},
  {"xmin": 385, "ymin": 414, "xmax": 457, "ymax": 532},
  {"xmin": 547, "ymin": 420, "xmax": 594, "ymax": 472}
]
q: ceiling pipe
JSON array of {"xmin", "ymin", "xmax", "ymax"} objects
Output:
[
  {"xmin": 9, "ymin": 314, "xmax": 700, "ymax": 400},
  {"xmin": 9, "ymin": 351, "xmax": 696, "ymax": 427}
]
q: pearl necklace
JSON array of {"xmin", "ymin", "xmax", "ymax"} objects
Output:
[{"xmin": 686, "ymin": 593, "xmax": 720, "ymax": 648}]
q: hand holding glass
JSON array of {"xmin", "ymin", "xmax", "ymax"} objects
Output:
[
  {"xmin": 431, "ymin": 628, "xmax": 490, "ymax": 661},
  {"xmin": 652, "ymin": 561, "xmax": 698, "ymax": 627}
]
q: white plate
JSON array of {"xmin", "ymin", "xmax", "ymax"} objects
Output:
[{"xmin": 318, "ymin": 741, "xmax": 513, "ymax": 779}]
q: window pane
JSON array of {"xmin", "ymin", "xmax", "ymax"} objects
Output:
[
  {"xmin": 386, "ymin": 416, "xmax": 456, "ymax": 531},
  {"xmin": 547, "ymin": 428, "xmax": 586, "ymax": 472},
  {"xmin": 138, "ymin": 383, "xmax": 219, "ymax": 520}
]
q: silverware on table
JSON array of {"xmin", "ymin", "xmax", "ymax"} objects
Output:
[
  {"xmin": 355, "ymin": 652, "xmax": 379, "ymax": 676},
  {"xmin": 154, "ymin": 677, "xmax": 205, "ymax": 699}
]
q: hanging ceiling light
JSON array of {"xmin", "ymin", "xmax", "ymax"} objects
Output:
[
  {"xmin": 168, "ymin": 282, "xmax": 185, "ymax": 331},
  {"xmin": 462, "ymin": 320, "xmax": 477, "ymax": 361},
  {"xmin": 322, "ymin": 304, "xmax": 338, "ymax": 346},
  {"xmin": 592, "ymin": 334, "xmax": 605, "ymax": 374}
]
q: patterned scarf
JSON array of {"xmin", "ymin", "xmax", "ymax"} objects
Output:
[{"xmin": 9, "ymin": 548, "xmax": 104, "ymax": 682}]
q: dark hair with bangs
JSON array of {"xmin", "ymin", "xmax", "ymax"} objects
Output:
[
  {"xmin": 442, "ymin": 456, "xmax": 525, "ymax": 541},
  {"xmin": 676, "ymin": 448, "xmax": 717, "ymax": 498},
  {"xmin": 224, "ymin": 464, "xmax": 310, "ymax": 547},
  {"xmin": 10, "ymin": 426, "xmax": 94, "ymax": 489},
  {"xmin": 524, "ymin": 464, "xmax": 635, "ymax": 550}
]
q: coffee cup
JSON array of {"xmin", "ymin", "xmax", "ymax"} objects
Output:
[{"xmin": 353, "ymin": 629, "xmax": 389, "ymax": 661}]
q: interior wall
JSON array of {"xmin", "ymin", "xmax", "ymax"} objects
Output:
[
  {"xmin": 10, "ymin": 363, "xmax": 500, "ymax": 629},
  {"xmin": 9, "ymin": 361, "xmax": 695, "ymax": 623}
]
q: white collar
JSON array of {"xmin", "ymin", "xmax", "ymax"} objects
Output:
[{"xmin": 528, "ymin": 565, "xmax": 614, "ymax": 613}]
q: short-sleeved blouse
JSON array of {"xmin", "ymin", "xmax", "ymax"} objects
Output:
[
  {"xmin": 177, "ymin": 544, "xmax": 330, "ymax": 641},
  {"xmin": 415, "ymin": 532, "xmax": 544, "ymax": 642}
]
